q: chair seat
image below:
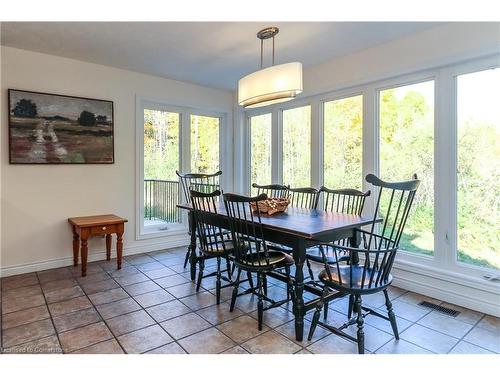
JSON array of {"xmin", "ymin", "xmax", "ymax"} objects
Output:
[
  {"xmin": 238, "ymin": 250, "xmax": 294, "ymax": 270},
  {"xmin": 199, "ymin": 240, "xmax": 234, "ymax": 257},
  {"xmin": 306, "ymin": 245, "xmax": 350, "ymax": 264},
  {"xmin": 318, "ymin": 265, "xmax": 392, "ymax": 293}
]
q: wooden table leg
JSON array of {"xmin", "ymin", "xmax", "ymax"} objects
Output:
[
  {"xmin": 189, "ymin": 211, "xmax": 197, "ymax": 281},
  {"xmin": 293, "ymin": 238, "xmax": 306, "ymax": 341},
  {"xmin": 81, "ymin": 237, "xmax": 88, "ymax": 277},
  {"xmin": 116, "ymin": 232, "xmax": 123, "ymax": 270},
  {"xmin": 106, "ymin": 234, "xmax": 112, "ymax": 261},
  {"xmin": 72, "ymin": 227, "xmax": 80, "ymax": 267}
]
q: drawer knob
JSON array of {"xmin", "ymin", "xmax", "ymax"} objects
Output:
[{"xmin": 102, "ymin": 226, "xmax": 107, "ymax": 230}]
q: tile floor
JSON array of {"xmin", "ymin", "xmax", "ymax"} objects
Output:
[{"xmin": 1, "ymin": 246, "xmax": 499, "ymax": 354}]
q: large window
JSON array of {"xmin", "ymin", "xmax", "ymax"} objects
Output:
[
  {"xmin": 143, "ymin": 108, "xmax": 181, "ymax": 226},
  {"xmin": 190, "ymin": 114, "xmax": 220, "ymax": 173},
  {"xmin": 457, "ymin": 68, "xmax": 500, "ymax": 270},
  {"xmin": 250, "ymin": 113, "xmax": 272, "ymax": 194},
  {"xmin": 323, "ymin": 95, "xmax": 363, "ymax": 189},
  {"xmin": 379, "ymin": 81, "xmax": 435, "ymax": 256},
  {"xmin": 282, "ymin": 105, "xmax": 311, "ymax": 187}
]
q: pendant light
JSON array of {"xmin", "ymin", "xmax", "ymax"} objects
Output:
[{"xmin": 238, "ymin": 27, "xmax": 303, "ymax": 109}]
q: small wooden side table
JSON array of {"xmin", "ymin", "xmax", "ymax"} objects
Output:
[{"xmin": 68, "ymin": 214, "xmax": 128, "ymax": 277}]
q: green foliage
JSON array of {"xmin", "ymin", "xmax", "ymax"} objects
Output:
[
  {"xmin": 12, "ymin": 99, "xmax": 37, "ymax": 117},
  {"xmin": 250, "ymin": 113, "xmax": 272, "ymax": 194},
  {"xmin": 283, "ymin": 106, "xmax": 311, "ymax": 187},
  {"xmin": 78, "ymin": 110, "xmax": 97, "ymax": 126},
  {"xmin": 190, "ymin": 115, "xmax": 219, "ymax": 173}
]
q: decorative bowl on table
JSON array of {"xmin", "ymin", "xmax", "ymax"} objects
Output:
[{"xmin": 251, "ymin": 197, "xmax": 290, "ymax": 216}]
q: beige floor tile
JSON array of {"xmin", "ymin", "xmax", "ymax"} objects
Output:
[
  {"xmin": 376, "ymin": 338, "xmax": 432, "ymax": 354},
  {"xmin": 178, "ymin": 327, "xmax": 235, "ymax": 354},
  {"xmin": 418, "ymin": 311, "xmax": 474, "ymax": 338},
  {"xmin": 114, "ymin": 273, "xmax": 150, "ymax": 286},
  {"xmin": 365, "ymin": 310, "xmax": 413, "ymax": 335},
  {"xmin": 77, "ymin": 272, "xmax": 111, "ymax": 285},
  {"xmin": 88, "ymin": 287, "xmax": 128, "ymax": 305},
  {"xmin": 53, "ymin": 307, "xmax": 101, "ymax": 333},
  {"xmin": 45, "ymin": 285, "xmax": 85, "ymax": 304},
  {"xmin": 307, "ymin": 332, "xmax": 361, "ymax": 354},
  {"xmin": 117, "ymin": 324, "xmax": 173, "ymax": 353},
  {"xmin": 343, "ymin": 322, "xmax": 394, "ymax": 352},
  {"xmin": 4, "ymin": 284, "xmax": 43, "ymax": 299},
  {"xmin": 477, "ymin": 315, "xmax": 500, "ymax": 334},
  {"xmin": 463, "ymin": 326, "xmax": 500, "ymax": 353},
  {"xmin": 2, "ymin": 318, "xmax": 55, "ymax": 347},
  {"xmin": 389, "ymin": 299, "xmax": 431, "ymax": 322},
  {"xmin": 38, "ymin": 267, "xmax": 73, "ymax": 284},
  {"xmin": 395, "ymin": 291, "xmax": 442, "ymax": 306},
  {"xmin": 248, "ymin": 306, "xmax": 294, "ymax": 328},
  {"xmin": 146, "ymin": 300, "xmax": 192, "ymax": 322},
  {"xmin": 242, "ymin": 330, "xmax": 302, "ymax": 354},
  {"xmin": 3, "ymin": 335, "xmax": 62, "ymax": 354},
  {"xmin": 48, "ymin": 296, "xmax": 92, "ymax": 317},
  {"xmin": 275, "ymin": 318, "xmax": 330, "ymax": 347},
  {"xmin": 73, "ymin": 339, "xmax": 124, "ymax": 354},
  {"xmin": 161, "ymin": 312, "xmax": 212, "ymax": 339},
  {"xmin": 95, "ymin": 297, "xmax": 141, "ymax": 319},
  {"xmin": 135, "ymin": 261, "xmax": 166, "ymax": 272},
  {"xmin": 154, "ymin": 275, "xmax": 190, "ymax": 289},
  {"xmin": 147, "ymin": 342, "xmax": 187, "ymax": 354},
  {"xmin": 221, "ymin": 345, "xmax": 249, "ymax": 354},
  {"xmin": 400, "ymin": 324, "xmax": 458, "ymax": 353},
  {"xmin": 180, "ymin": 291, "xmax": 217, "ymax": 310},
  {"xmin": 41, "ymin": 278, "xmax": 77, "ymax": 293},
  {"xmin": 106, "ymin": 310, "xmax": 155, "ymax": 336},
  {"xmin": 134, "ymin": 289, "xmax": 175, "ymax": 308},
  {"xmin": 143, "ymin": 267, "xmax": 176, "ymax": 279},
  {"xmin": 2, "ymin": 305, "xmax": 50, "ymax": 330},
  {"xmin": 166, "ymin": 282, "xmax": 203, "ymax": 298},
  {"xmin": 124, "ymin": 254, "xmax": 155, "ymax": 266},
  {"xmin": 217, "ymin": 315, "xmax": 268, "ymax": 344},
  {"xmin": 449, "ymin": 341, "xmax": 495, "ymax": 354},
  {"xmin": 1, "ymin": 273, "xmax": 39, "ymax": 290},
  {"xmin": 59, "ymin": 321, "xmax": 113, "ymax": 353},
  {"xmin": 122, "ymin": 280, "xmax": 160, "ymax": 296},
  {"xmin": 439, "ymin": 302, "xmax": 484, "ymax": 325},
  {"xmin": 3, "ymin": 293, "xmax": 46, "ymax": 314},
  {"xmin": 80, "ymin": 279, "xmax": 120, "ymax": 295},
  {"xmin": 196, "ymin": 302, "xmax": 245, "ymax": 325}
]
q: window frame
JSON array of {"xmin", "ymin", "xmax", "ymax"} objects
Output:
[
  {"xmin": 242, "ymin": 53, "xmax": 500, "ymax": 292},
  {"xmin": 136, "ymin": 96, "xmax": 228, "ymax": 240}
]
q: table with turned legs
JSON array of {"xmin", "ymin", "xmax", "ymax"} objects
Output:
[{"xmin": 68, "ymin": 214, "xmax": 128, "ymax": 277}]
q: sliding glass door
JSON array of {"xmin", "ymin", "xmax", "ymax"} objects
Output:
[{"xmin": 249, "ymin": 113, "xmax": 272, "ymax": 194}]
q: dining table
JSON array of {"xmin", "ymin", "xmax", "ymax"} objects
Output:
[{"xmin": 177, "ymin": 201, "xmax": 380, "ymax": 342}]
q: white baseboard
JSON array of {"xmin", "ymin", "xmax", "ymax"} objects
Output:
[
  {"xmin": 391, "ymin": 264, "xmax": 500, "ymax": 317},
  {"xmin": 0, "ymin": 236, "xmax": 190, "ymax": 278}
]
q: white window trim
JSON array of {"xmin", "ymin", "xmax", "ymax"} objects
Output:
[
  {"xmin": 135, "ymin": 95, "xmax": 228, "ymax": 240},
  {"xmin": 242, "ymin": 54, "xmax": 500, "ymax": 313}
]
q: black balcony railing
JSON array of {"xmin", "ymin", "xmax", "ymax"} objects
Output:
[{"xmin": 144, "ymin": 179, "xmax": 181, "ymax": 223}]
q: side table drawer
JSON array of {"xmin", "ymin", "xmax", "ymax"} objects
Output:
[{"xmin": 90, "ymin": 224, "xmax": 117, "ymax": 236}]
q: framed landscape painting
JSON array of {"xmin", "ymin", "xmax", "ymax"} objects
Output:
[{"xmin": 8, "ymin": 89, "xmax": 114, "ymax": 164}]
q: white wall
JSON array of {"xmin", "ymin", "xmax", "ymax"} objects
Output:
[{"xmin": 0, "ymin": 46, "xmax": 234, "ymax": 276}]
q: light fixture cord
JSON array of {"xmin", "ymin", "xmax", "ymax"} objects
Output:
[
  {"xmin": 260, "ymin": 38, "xmax": 263, "ymax": 69},
  {"xmin": 272, "ymin": 35, "xmax": 275, "ymax": 66}
]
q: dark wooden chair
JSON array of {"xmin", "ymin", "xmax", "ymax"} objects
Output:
[
  {"xmin": 307, "ymin": 173, "xmax": 420, "ymax": 354},
  {"xmin": 223, "ymin": 192, "xmax": 295, "ymax": 330},
  {"xmin": 190, "ymin": 189, "xmax": 234, "ymax": 304},
  {"xmin": 288, "ymin": 187, "xmax": 319, "ymax": 209},
  {"xmin": 251, "ymin": 183, "xmax": 289, "ymax": 198},
  {"xmin": 305, "ymin": 187, "xmax": 371, "ymax": 318},
  {"xmin": 176, "ymin": 170, "xmax": 223, "ymax": 268}
]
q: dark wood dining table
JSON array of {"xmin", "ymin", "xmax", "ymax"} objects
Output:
[{"xmin": 177, "ymin": 202, "xmax": 380, "ymax": 342}]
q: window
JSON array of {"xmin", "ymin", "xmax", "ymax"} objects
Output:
[
  {"xmin": 457, "ymin": 68, "xmax": 500, "ymax": 270},
  {"xmin": 282, "ymin": 105, "xmax": 311, "ymax": 187},
  {"xmin": 323, "ymin": 95, "xmax": 363, "ymax": 189},
  {"xmin": 143, "ymin": 108, "xmax": 181, "ymax": 227},
  {"xmin": 190, "ymin": 114, "xmax": 220, "ymax": 173},
  {"xmin": 379, "ymin": 81, "xmax": 435, "ymax": 256},
  {"xmin": 250, "ymin": 113, "xmax": 272, "ymax": 194}
]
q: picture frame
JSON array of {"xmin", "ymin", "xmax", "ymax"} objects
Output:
[{"xmin": 8, "ymin": 89, "xmax": 114, "ymax": 164}]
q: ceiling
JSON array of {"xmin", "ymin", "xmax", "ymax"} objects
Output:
[{"xmin": 1, "ymin": 22, "xmax": 443, "ymax": 90}]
